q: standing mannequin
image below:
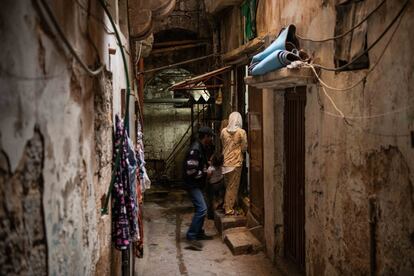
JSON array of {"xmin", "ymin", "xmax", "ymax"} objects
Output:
[{"xmin": 221, "ymin": 112, "xmax": 247, "ymax": 215}]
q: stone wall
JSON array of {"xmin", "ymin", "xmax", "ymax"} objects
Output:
[
  {"xmin": 144, "ymin": 104, "xmax": 192, "ymax": 179},
  {"xmin": 273, "ymin": 0, "xmax": 413, "ymax": 274},
  {"xmin": 0, "ymin": 0, "xmax": 135, "ymax": 274},
  {"xmin": 0, "ymin": 128, "xmax": 47, "ymax": 275},
  {"xmin": 221, "ymin": 0, "xmax": 414, "ymax": 274},
  {"xmin": 153, "ymin": 0, "xmax": 210, "ymax": 38},
  {"xmin": 142, "ymin": 0, "xmax": 214, "ymax": 182}
]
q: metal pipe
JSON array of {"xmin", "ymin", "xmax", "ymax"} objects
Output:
[
  {"xmin": 144, "ymin": 98, "xmax": 189, "ymax": 104},
  {"xmin": 122, "ymin": 249, "xmax": 129, "ymax": 276},
  {"xmin": 139, "ymin": 54, "xmax": 217, "ymax": 75},
  {"xmin": 191, "ymin": 105, "xmax": 194, "ymax": 141},
  {"xmin": 138, "ymin": 58, "xmax": 144, "ymax": 122}
]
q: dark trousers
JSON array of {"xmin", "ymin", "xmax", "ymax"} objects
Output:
[
  {"xmin": 207, "ymin": 180, "xmax": 225, "ymax": 219},
  {"xmin": 186, "ymin": 187, "xmax": 207, "ymax": 240}
]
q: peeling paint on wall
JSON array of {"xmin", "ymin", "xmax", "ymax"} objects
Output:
[
  {"xmin": 218, "ymin": 0, "xmax": 414, "ymax": 274},
  {"xmin": 0, "ymin": 127, "xmax": 48, "ymax": 276}
]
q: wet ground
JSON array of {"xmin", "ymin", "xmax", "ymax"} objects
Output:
[{"xmin": 135, "ymin": 188, "xmax": 281, "ymax": 276}]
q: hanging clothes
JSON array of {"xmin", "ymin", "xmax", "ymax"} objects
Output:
[
  {"xmin": 136, "ymin": 122, "xmax": 151, "ymax": 192},
  {"xmin": 134, "ymin": 121, "xmax": 145, "ymax": 258},
  {"xmin": 127, "ymin": 137, "xmax": 140, "ymax": 241},
  {"xmin": 111, "ymin": 115, "xmax": 138, "ymax": 250},
  {"xmin": 134, "ymin": 176, "xmax": 144, "ymax": 258}
]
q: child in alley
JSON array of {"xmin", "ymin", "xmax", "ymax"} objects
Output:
[{"xmin": 206, "ymin": 153, "xmax": 225, "ymax": 219}]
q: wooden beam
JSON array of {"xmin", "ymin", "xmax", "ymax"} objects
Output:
[
  {"xmin": 151, "ymin": 42, "xmax": 208, "ymax": 55},
  {"xmin": 244, "ymin": 67, "xmax": 316, "ymax": 89},
  {"xmin": 223, "ymin": 37, "xmax": 265, "ymax": 62},
  {"xmin": 153, "ymin": 39, "xmax": 209, "ymax": 48}
]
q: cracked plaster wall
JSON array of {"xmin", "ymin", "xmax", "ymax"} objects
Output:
[
  {"xmin": 0, "ymin": 0, "xmax": 134, "ymax": 274},
  {"xmin": 271, "ymin": 1, "xmax": 414, "ymax": 274},
  {"xmin": 221, "ymin": 0, "xmax": 414, "ymax": 274}
]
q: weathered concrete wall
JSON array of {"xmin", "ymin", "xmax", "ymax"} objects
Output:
[
  {"xmin": 143, "ymin": 0, "xmax": 214, "ymax": 182},
  {"xmin": 143, "ymin": 104, "xmax": 191, "ymax": 179},
  {"xmin": 0, "ymin": 129, "xmax": 47, "ymax": 275},
  {"xmin": 0, "ymin": 0, "xmax": 135, "ymax": 274},
  {"xmin": 223, "ymin": 0, "xmax": 414, "ymax": 274},
  {"xmin": 145, "ymin": 0, "xmax": 213, "ymax": 77},
  {"xmin": 273, "ymin": 0, "xmax": 413, "ymax": 274},
  {"xmin": 262, "ymin": 89, "xmax": 276, "ymax": 259},
  {"xmin": 153, "ymin": 0, "xmax": 210, "ymax": 38},
  {"xmin": 219, "ymin": 6, "xmax": 242, "ymax": 53}
]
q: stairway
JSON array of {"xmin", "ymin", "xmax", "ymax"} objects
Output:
[{"xmin": 214, "ymin": 210, "xmax": 264, "ymax": 256}]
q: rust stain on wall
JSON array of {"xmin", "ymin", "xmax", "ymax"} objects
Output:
[
  {"xmin": 363, "ymin": 146, "xmax": 414, "ymax": 275},
  {"xmin": 70, "ymin": 70, "xmax": 82, "ymax": 104},
  {"xmin": 37, "ymin": 36, "xmax": 46, "ymax": 75}
]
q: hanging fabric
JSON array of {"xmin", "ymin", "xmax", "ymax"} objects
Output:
[
  {"xmin": 134, "ymin": 176, "xmax": 144, "ymax": 258},
  {"xmin": 111, "ymin": 115, "xmax": 138, "ymax": 250},
  {"xmin": 127, "ymin": 136, "xmax": 140, "ymax": 241},
  {"xmin": 136, "ymin": 120, "xmax": 151, "ymax": 192},
  {"xmin": 241, "ymin": 0, "xmax": 258, "ymax": 43},
  {"xmin": 134, "ymin": 120, "xmax": 146, "ymax": 258}
]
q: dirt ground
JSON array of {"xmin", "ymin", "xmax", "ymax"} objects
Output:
[{"xmin": 134, "ymin": 189, "xmax": 281, "ymax": 276}]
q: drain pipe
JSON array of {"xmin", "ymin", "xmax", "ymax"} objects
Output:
[{"xmin": 369, "ymin": 196, "xmax": 377, "ymax": 276}]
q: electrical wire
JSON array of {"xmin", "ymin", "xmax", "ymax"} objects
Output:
[
  {"xmin": 319, "ymin": 85, "xmax": 346, "ymax": 118},
  {"xmin": 297, "ymin": 0, "xmax": 386, "ymax": 42},
  {"xmin": 319, "ymin": 97, "xmax": 414, "ymax": 119},
  {"xmin": 305, "ymin": 3, "xmax": 411, "ymax": 120},
  {"xmin": 98, "ymin": 0, "xmax": 133, "ymax": 215},
  {"xmin": 74, "ymin": 0, "xmax": 115, "ymax": 35},
  {"xmin": 135, "ymin": 41, "xmax": 142, "ymax": 70},
  {"xmin": 315, "ymin": 65, "xmax": 414, "ymax": 120},
  {"xmin": 36, "ymin": 0, "xmax": 104, "ymax": 76},
  {"xmin": 313, "ymin": 0, "xmax": 410, "ymax": 72},
  {"xmin": 303, "ymin": 6, "xmax": 404, "ymax": 92},
  {"xmin": 140, "ymin": 54, "xmax": 218, "ymax": 75}
]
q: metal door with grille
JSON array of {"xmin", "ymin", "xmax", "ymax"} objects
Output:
[
  {"xmin": 248, "ymin": 87, "xmax": 264, "ymax": 223},
  {"xmin": 284, "ymin": 87, "xmax": 306, "ymax": 271}
]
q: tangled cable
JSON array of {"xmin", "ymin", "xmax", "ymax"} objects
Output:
[
  {"xmin": 297, "ymin": 0, "xmax": 387, "ymax": 42},
  {"xmin": 312, "ymin": 0, "xmax": 410, "ymax": 72},
  {"xmin": 295, "ymin": 1, "xmax": 412, "ymax": 120},
  {"xmin": 36, "ymin": 0, "xmax": 104, "ymax": 76}
]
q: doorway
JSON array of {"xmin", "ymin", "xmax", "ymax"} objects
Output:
[
  {"xmin": 283, "ymin": 86, "xmax": 306, "ymax": 271},
  {"xmin": 248, "ymin": 87, "xmax": 264, "ymax": 224}
]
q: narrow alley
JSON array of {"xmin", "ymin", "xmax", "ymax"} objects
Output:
[
  {"xmin": 1, "ymin": 0, "xmax": 414, "ymax": 275},
  {"xmin": 135, "ymin": 189, "xmax": 279, "ymax": 276}
]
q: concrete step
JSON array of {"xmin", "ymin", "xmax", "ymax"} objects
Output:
[
  {"xmin": 224, "ymin": 227, "xmax": 263, "ymax": 255},
  {"xmin": 246, "ymin": 211, "xmax": 265, "ymax": 243},
  {"xmin": 214, "ymin": 210, "xmax": 247, "ymax": 235},
  {"xmin": 221, "ymin": 226, "xmax": 248, "ymax": 241}
]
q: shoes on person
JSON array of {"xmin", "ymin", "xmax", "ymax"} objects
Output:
[
  {"xmin": 225, "ymin": 209, "xmax": 236, "ymax": 216},
  {"xmin": 207, "ymin": 211, "xmax": 215, "ymax": 220},
  {"xmin": 185, "ymin": 239, "xmax": 203, "ymax": 251},
  {"xmin": 197, "ymin": 233, "xmax": 214, "ymax": 240}
]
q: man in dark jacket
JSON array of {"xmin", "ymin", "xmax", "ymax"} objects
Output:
[{"xmin": 183, "ymin": 126, "xmax": 214, "ymax": 250}]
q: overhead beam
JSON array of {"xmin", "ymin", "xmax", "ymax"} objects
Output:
[
  {"xmin": 151, "ymin": 42, "xmax": 208, "ymax": 55},
  {"xmin": 153, "ymin": 39, "xmax": 209, "ymax": 48},
  {"xmin": 144, "ymin": 98, "xmax": 189, "ymax": 104},
  {"xmin": 223, "ymin": 37, "xmax": 265, "ymax": 62}
]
